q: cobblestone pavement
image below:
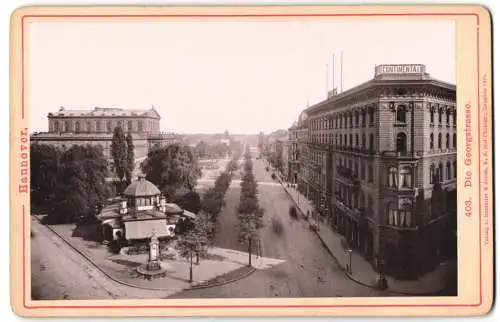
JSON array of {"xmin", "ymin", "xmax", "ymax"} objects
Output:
[{"xmin": 169, "ymin": 158, "xmax": 388, "ymax": 298}]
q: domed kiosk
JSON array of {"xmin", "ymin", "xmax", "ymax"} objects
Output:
[{"xmin": 98, "ymin": 176, "xmax": 184, "ymax": 245}]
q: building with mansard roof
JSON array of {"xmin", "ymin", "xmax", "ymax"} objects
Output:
[
  {"xmin": 30, "ymin": 106, "xmax": 181, "ymax": 160},
  {"xmin": 299, "ymin": 64, "xmax": 456, "ymax": 279}
]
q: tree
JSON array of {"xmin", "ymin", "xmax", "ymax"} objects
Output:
[
  {"xmin": 30, "ymin": 143, "xmax": 60, "ymax": 213},
  {"xmin": 237, "ymin": 145, "xmax": 263, "ymax": 265},
  {"xmin": 176, "ymin": 212, "xmax": 211, "ymax": 282},
  {"xmin": 239, "ymin": 212, "xmax": 261, "ymax": 266},
  {"xmin": 175, "ymin": 191, "xmax": 202, "ymax": 214},
  {"xmin": 141, "ymin": 144, "xmax": 202, "ymax": 199},
  {"xmin": 50, "ymin": 145, "xmax": 109, "ymax": 224},
  {"xmin": 111, "ymin": 125, "xmax": 127, "ymax": 190},
  {"xmin": 125, "ymin": 131, "xmax": 135, "ymax": 185}
]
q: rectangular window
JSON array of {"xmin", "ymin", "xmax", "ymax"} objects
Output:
[{"xmin": 368, "ymin": 165, "xmax": 374, "ymax": 183}]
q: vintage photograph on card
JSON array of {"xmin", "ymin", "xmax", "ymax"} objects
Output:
[{"xmin": 10, "ymin": 4, "xmax": 493, "ymax": 317}]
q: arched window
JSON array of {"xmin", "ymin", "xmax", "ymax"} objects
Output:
[
  {"xmin": 339, "ymin": 135, "xmax": 342, "ymax": 146},
  {"xmin": 396, "ymin": 132, "xmax": 407, "ymax": 152},
  {"xmin": 361, "ymin": 111, "xmax": 366, "ymax": 127},
  {"xmin": 344, "ymin": 134, "xmax": 347, "ymax": 147},
  {"xmin": 430, "ymin": 164, "xmax": 435, "ymax": 183},
  {"xmin": 369, "ymin": 108, "xmax": 374, "ymax": 125},
  {"xmin": 369, "ymin": 134, "xmax": 374, "ymax": 151},
  {"xmin": 438, "ymin": 133, "xmax": 442, "ymax": 149},
  {"xmin": 446, "ymin": 133, "xmax": 450, "ymax": 148},
  {"xmin": 399, "ymin": 166, "xmax": 412, "ymax": 188},
  {"xmin": 400, "ymin": 198, "xmax": 413, "ymax": 227},
  {"xmin": 64, "ymin": 121, "xmax": 70, "ymax": 132},
  {"xmin": 362, "ymin": 134, "xmax": 366, "ymax": 149},
  {"xmin": 430, "ymin": 133, "xmax": 434, "ymax": 149},
  {"xmin": 438, "ymin": 163, "xmax": 444, "ymax": 182},
  {"xmin": 355, "ymin": 111, "xmax": 359, "ymax": 127},
  {"xmin": 453, "ymin": 133, "xmax": 456, "ymax": 148},
  {"xmin": 388, "ymin": 202, "xmax": 398, "ymax": 226},
  {"xmin": 107, "ymin": 121, "xmax": 112, "ymax": 133},
  {"xmin": 75, "ymin": 121, "xmax": 80, "ymax": 133},
  {"xmin": 96, "ymin": 121, "xmax": 101, "ymax": 132},
  {"xmin": 396, "ymin": 105, "xmax": 406, "ymax": 123},
  {"xmin": 446, "ymin": 109, "xmax": 450, "ymax": 124},
  {"xmin": 388, "ymin": 166, "xmax": 398, "ymax": 188},
  {"xmin": 453, "ymin": 161, "xmax": 457, "ymax": 178},
  {"xmin": 53, "ymin": 121, "xmax": 59, "ymax": 132},
  {"xmin": 355, "ymin": 134, "xmax": 359, "ymax": 147},
  {"xmin": 446, "ymin": 161, "xmax": 451, "ymax": 180},
  {"xmin": 361, "ymin": 161, "xmax": 366, "ymax": 180},
  {"xmin": 349, "ymin": 134, "xmax": 353, "ymax": 147},
  {"xmin": 453, "ymin": 110, "xmax": 457, "ymax": 126},
  {"xmin": 438, "ymin": 108, "xmax": 442, "ymax": 123},
  {"xmin": 430, "ymin": 109, "xmax": 434, "ymax": 123}
]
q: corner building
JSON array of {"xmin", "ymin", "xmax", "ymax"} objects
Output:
[{"xmin": 304, "ymin": 64, "xmax": 456, "ymax": 279}]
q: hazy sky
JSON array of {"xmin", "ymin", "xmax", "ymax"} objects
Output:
[{"xmin": 28, "ymin": 20, "xmax": 455, "ymax": 134}]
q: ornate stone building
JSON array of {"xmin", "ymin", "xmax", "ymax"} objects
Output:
[
  {"xmin": 287, "ymin": 121, "xmax": 300, "ymax": 183},
  {"xmin": 302, "ymin": 64, "xmax": 456, "ymax": 279},
  {"xmin": 31, "ymin": 106, "xmax": 180, "ymax": 160}
]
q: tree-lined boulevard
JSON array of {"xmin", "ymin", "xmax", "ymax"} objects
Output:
[{"xmin": 30, "ymin": 133, "xmax": 384, "ymax": 299}]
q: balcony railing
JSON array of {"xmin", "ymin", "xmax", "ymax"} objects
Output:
[
  {"xmin": 336, "ymin": 166, "xmax": 361, "ymax": 186},
  {"xmin": 380, "ymin": 150, "xmax": 421, "ymax": 158},
  {"xmin": 333, "ymin": 146, "xmax": 376, "ymax": 155}
]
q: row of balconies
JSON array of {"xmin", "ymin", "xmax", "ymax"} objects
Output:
[
  {"xmin": 310, "ymin": 121, "xmax": 375, "ymax": 131},
  {"xmin": 429, "ymin": 122, "xmax": 457, "ymax": 128},
  {"xmin": 336, "ymin": 166, "xmax": 362, "ymax": 185}
]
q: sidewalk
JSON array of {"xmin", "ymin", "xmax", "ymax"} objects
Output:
[{"xmin": 277, "ymin": 175, "xmax": 453, "ymax": 296}]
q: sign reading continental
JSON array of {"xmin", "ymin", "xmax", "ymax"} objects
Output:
[{"xmin": 375, "ymin": 64, "xmax": 426, "ymax": 76}]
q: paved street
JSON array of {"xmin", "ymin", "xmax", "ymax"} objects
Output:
[
  {"xmin": 30, "ymin": 218, "xmax": 179, "ymax": 300},
  {"xmin": 170, "ymin": 157, "xmax": 386, "ymax": 298},
  {"xmin": 31, "ymin": 218, "xmax": 116, "ymax": 300},
  {"xmin": 31, "ymin": 153, "xmax": 385, "ymax": 300}
]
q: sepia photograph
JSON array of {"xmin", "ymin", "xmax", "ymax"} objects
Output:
[
  {"xmin": 9, "ymin": 4, "xmax": 493, "ymax": 317},
  {"xmin": 27, "ymin": 17, "xmax": 458, "ymax": 300}
]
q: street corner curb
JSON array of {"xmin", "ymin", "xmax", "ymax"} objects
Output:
[
  {"xmin": 33, "ymin": 217, "xmax": 181, "ymax": 292},
  {"xmin": 310, "ymin": 225, "xmax": 447, "ymax": 296},
  {"xmin": 312, "ymin": 230, "xmax": 344, "ymax": 269},
  {"xmin": 343, "ymin": 270, "xmax": 445, "ymax": 296},
  {"xmin": 187, "ymin": 266, "xmax": 257, "ymax": 290}
]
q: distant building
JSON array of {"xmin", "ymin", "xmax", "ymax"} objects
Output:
[{"xmin": 31, "ymin": 106, "xmax": 181, "ymax": 160}]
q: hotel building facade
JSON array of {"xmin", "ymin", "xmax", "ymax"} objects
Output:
[
  {"xmin": 31, "ymin": 106, "xmax": 180, "ymax": 160},
  {"xmin": 295, "ymin": 64, "xmax": 456, "ymax": 279}
]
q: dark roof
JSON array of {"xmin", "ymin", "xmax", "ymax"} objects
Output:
[
  {"xmin": 122, "ymin": 209, "xmax": 167, "ymax": 222},
  {"xmin": 123, "ymin": 177, "xmax": 161, "ymax": 197}
]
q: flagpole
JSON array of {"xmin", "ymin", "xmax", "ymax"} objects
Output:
[
  {"xmin": 332, "ymin": 53, "xmax": 335, "ymax": 92},
  {"xmin": 340, "ymin": 50, "xmax": 344, "ymax": 93}
]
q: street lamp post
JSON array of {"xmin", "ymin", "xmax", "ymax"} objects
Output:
[
  {"xmin": 345, "ymin": 249, "xmax": 353, "ymax": 274},
  {"xmin": 376, "ymin": 258, "xmax": 388, "ymax": 290}
]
